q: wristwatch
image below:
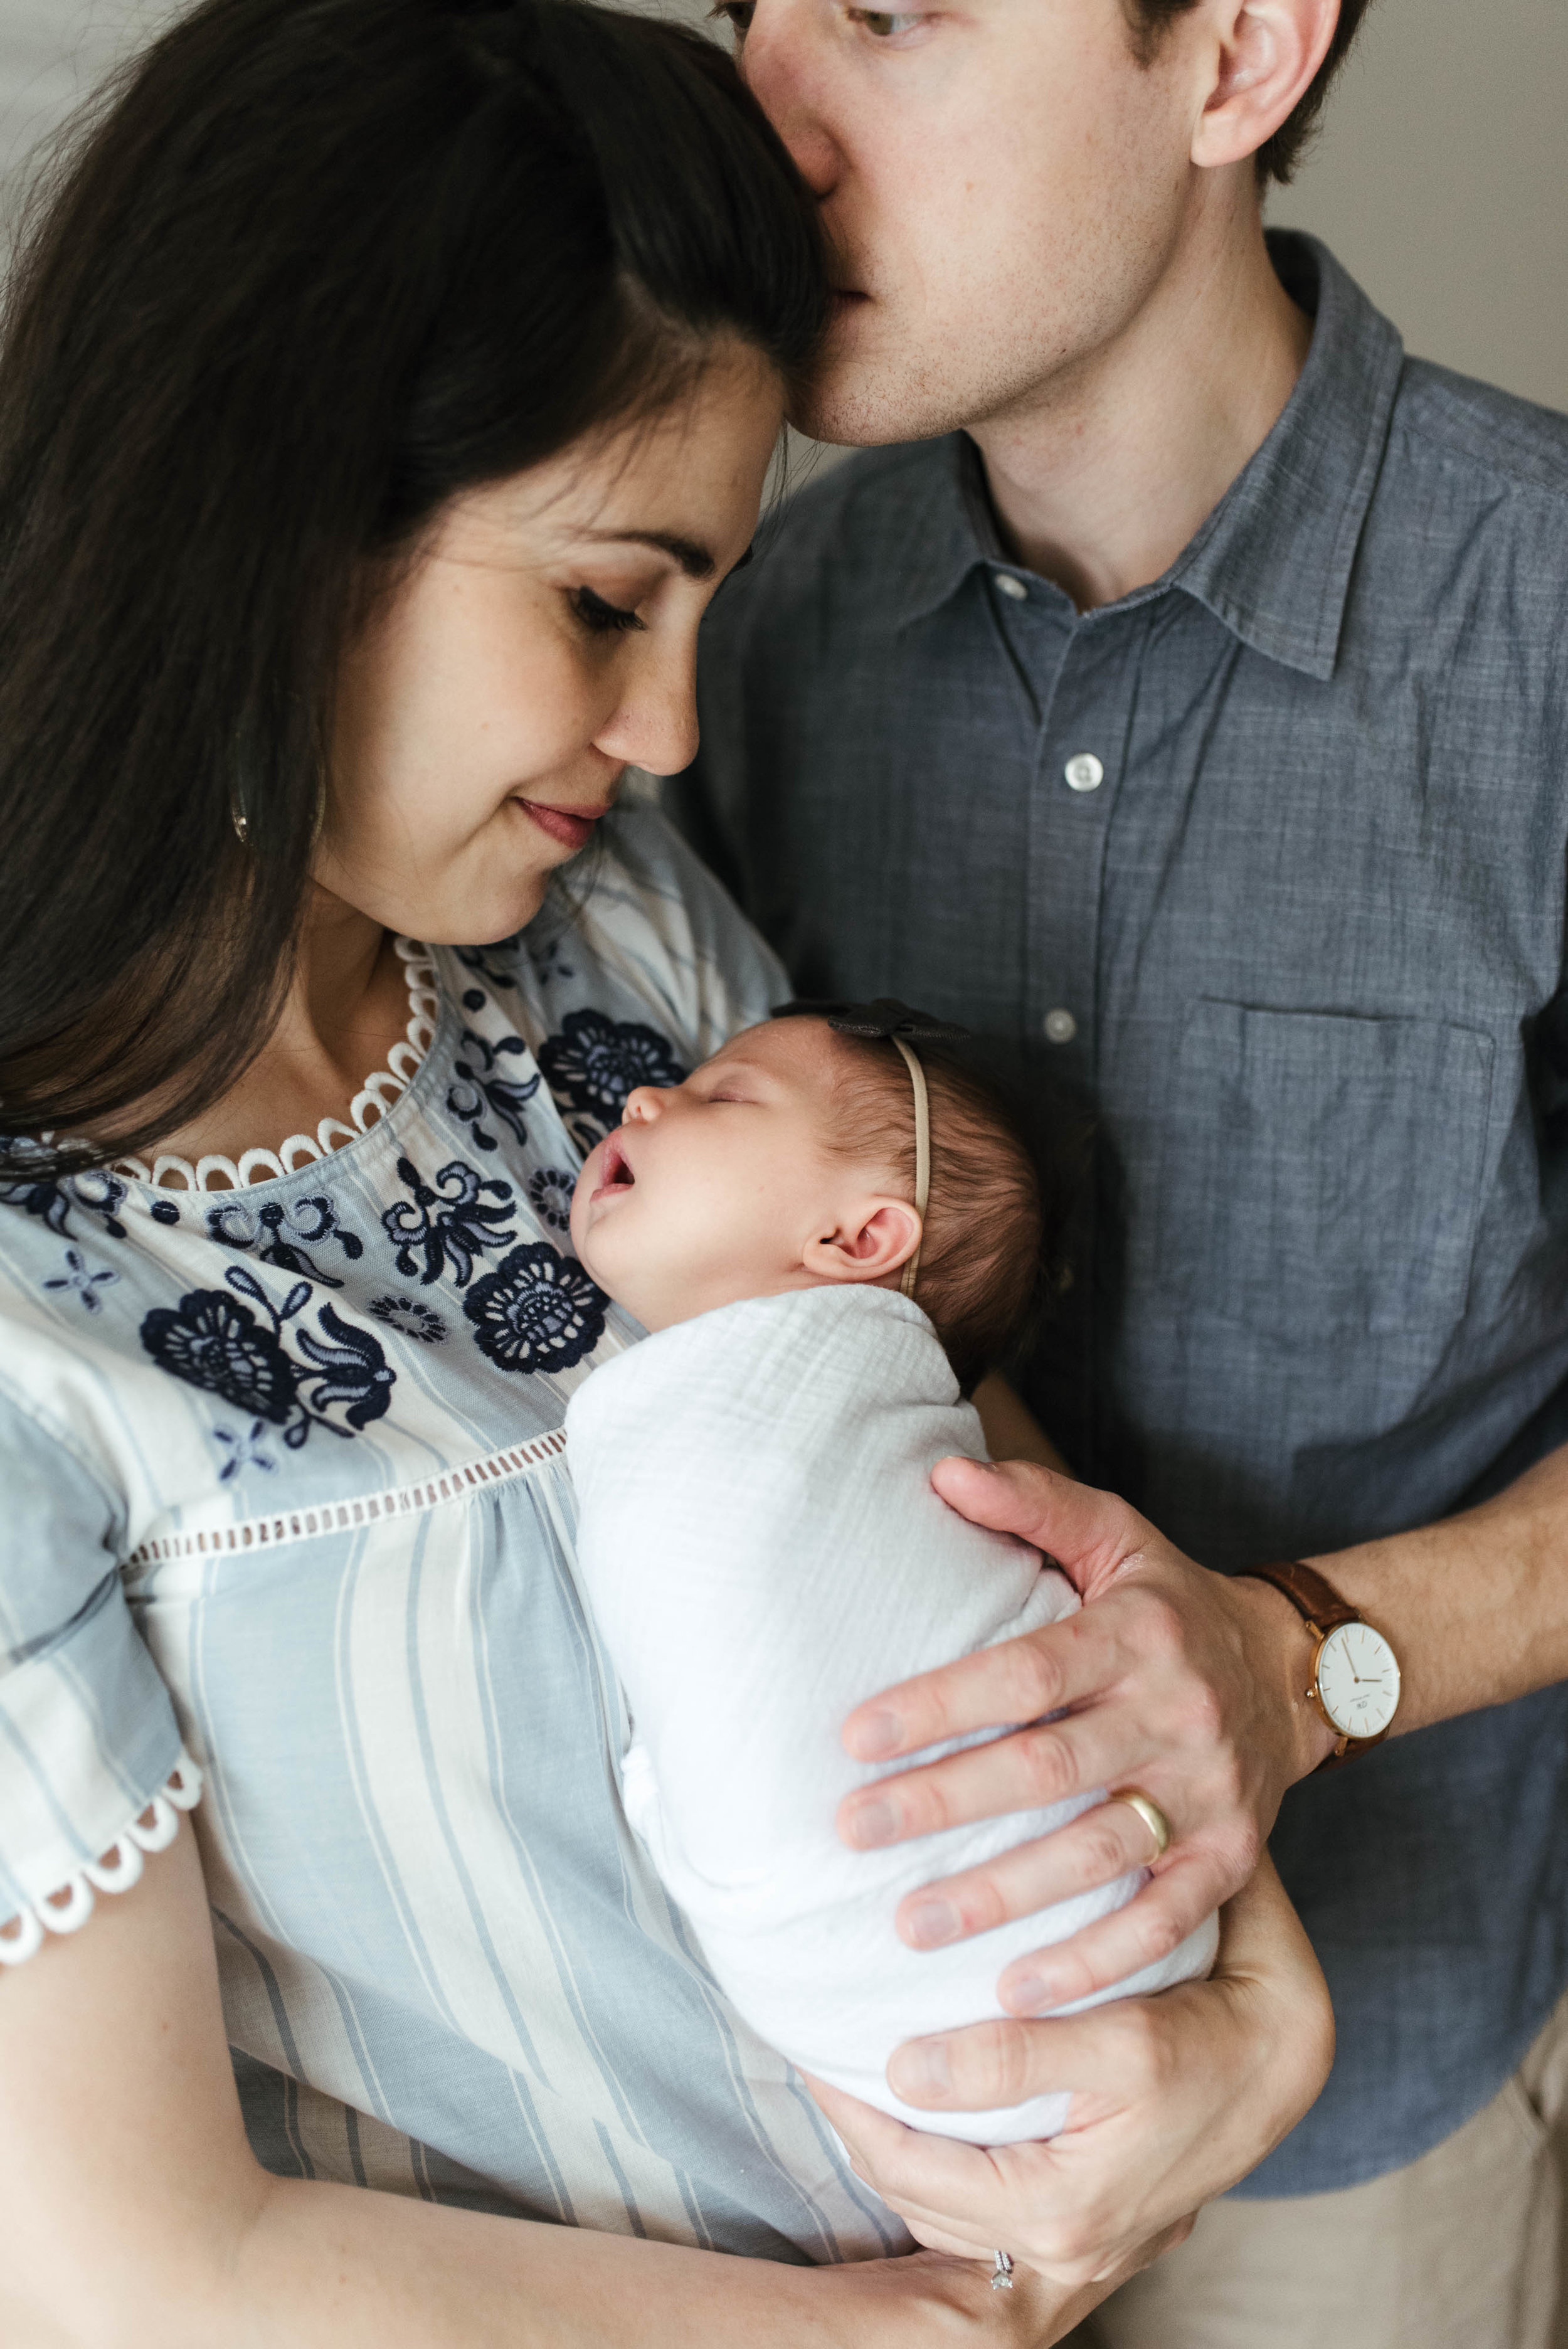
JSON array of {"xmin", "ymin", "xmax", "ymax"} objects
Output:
[{"xmin": 1246, "ymin": 1561, "xmax": 1402, "ymax": 1770}]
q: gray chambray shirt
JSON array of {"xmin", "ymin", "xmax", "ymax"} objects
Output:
[{"xmin": 672, "ymin": 232, "xmax": 1568, "ymax": 2197}]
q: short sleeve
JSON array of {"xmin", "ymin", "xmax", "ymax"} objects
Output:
[
  {"xmin": 581, "ymin": 797, "xmax": 788, "ymax": 1064},
  {"xmin": 0, "ymin": 1388, "xmax": 194, "ymax": 1961}
]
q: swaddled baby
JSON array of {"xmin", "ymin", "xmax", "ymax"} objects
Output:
[{"xmin": 564, "ymin": 1001, "xmax": 1217, "ymax": 2145}]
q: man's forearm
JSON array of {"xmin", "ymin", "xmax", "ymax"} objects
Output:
[{"xmin": 1283, "ymin": 1441, "xmax": 1568, "ymax": 1743}]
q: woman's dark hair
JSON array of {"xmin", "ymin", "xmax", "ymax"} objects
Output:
[
  {"xmin": 0, "ymin": 0, "xmax": 827, "ymax": 1174},
  {"xmin": 1125, "ymin": 0, "xmax": 1375, "ymax": 184}
]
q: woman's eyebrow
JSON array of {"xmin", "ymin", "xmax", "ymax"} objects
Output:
[{"xmin": 581, "ymin": 528, "xmax": 716, "ymax": 580}]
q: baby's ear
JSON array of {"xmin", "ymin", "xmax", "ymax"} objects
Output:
[{"xmin": 802, "ymin": 1197, "xmax": 921, "ymax": 1287}]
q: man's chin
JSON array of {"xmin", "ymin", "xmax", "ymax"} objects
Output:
[{"xmin": 788, "ymin": 345, "xmax": 964, "ymax": 453}]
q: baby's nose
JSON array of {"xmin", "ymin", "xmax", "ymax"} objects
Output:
[{"xmin": 622, "ymin": 1086, "xmax": 666, "ymax": 1125}]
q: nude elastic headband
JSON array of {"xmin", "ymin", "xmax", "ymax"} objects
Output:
[
  {"xmin": 771, "ymin": 997, "xmax": 972, "ymax": 1302},
  {"xmin": 887, "ymin": 1034, "xmax": 930, "ymax": 1298}
]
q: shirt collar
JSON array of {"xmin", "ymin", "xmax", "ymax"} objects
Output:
[{"xmin": 891, "ymin": 233, "xmax": 1406, "ymax": 682}]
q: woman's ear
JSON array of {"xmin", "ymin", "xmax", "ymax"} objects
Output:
[
  {"xmin": 1190, "ymin": 0, "xmax": 1338, "ymax": 172},
  {"xmin": 802, "ymin": 1196, "xmax": 921, "ymax": 1287}
]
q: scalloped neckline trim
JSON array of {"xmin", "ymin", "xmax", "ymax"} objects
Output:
[{"xmin": 115, "ymin": 936, "xmax": 440, "ymax": 1194}]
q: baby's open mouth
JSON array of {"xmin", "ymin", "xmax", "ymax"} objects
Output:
[{"xmin": 597, "ymin": 1136, "xmax": 636, "ymax": 1194}]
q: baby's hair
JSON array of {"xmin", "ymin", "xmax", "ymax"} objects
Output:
[{"xmin": 819, "ymin": 1029, "xmax": 1056, "ymax": 1394}]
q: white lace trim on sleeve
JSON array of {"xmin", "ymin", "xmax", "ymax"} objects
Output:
[{"xmin": 0, "ymin": 1751, "xmax": 204, "ymax": 1968}]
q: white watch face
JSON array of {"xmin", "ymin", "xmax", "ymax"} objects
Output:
[{"xmin": 1316, "ymin": 1622, "xmax": 1401, "ymax": 1739}]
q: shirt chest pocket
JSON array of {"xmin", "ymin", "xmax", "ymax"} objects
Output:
[{"xmin": 1153, "ymin": 1002, "xmax": 1496, "ymax": 1338}]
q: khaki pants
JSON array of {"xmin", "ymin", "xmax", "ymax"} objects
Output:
[{"xmin": 1069, "ymin": 1989, "xmax": 1568, "ymax": 2349}]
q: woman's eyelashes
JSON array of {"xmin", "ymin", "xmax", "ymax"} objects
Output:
[{"xmin": 571, "ymin": 585, "xmax": 645, "ymax": 637}]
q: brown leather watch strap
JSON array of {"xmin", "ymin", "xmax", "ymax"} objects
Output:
[
  {"xmin": 1247, "ymin": 1559, "xmax": 1360, "ymax": 1636},
  {"xmin": 1248, "ymin": 1561, "xmax": 1389, "ymax": 1772}
]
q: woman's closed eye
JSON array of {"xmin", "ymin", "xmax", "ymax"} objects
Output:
[{"xmin": 571, "ymin": 585, "xmax": 644, "ymax": 637}]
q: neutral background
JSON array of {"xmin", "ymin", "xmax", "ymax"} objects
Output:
[{"xmin": 1, "ymin": 0, "xmax": 1564, "ymax": 414}]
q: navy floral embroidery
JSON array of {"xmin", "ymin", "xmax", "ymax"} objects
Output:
[
  {"xmin": 447, "ymin": 1030, "xmax": 542, "ymax": 1153},
  {"xmin": 455, "ymin": 940, "xmax": 522, "ymax": 995},
  {"xmin": 527, "ymin": 933, "xmax": 576, "ymax": 985},
  {"xmin": 0, "ymin": 1150, "xmax": 129, "ymax": 1241},
  {"xmin": 538, "ymin": 1009, "xmax": 686, "ymax": 1133},
  {"xmin": 369, "ymin": 1293, "xmax": 447, "ymax": 1344},
  {"xmin": 150, "ymin": 1199, "xmax": 181, "ymax": 1226},
  {"xmin": 213, "ymin": 1419, "xmax": 278, "ymax": 1480},
  {"xmin": 381, "ymin": 1157, "xmax": 516, "ymax": 1288},
  {"xmin": 141, "ymin": 1266, "xmax": 395, "ymax": 1447},
  {"xmin": 527, "ymin": 1167, "xmax": 576, "ymax": 1232},
  {"xmin": 464, "ymin": 1242, "xmax": 607, "ymax": 1376},
  {"xmin": 142, "ymin": 1277, "xmax": 298, "ymax": 1424},
  {"xmin": 208, "ymin": 1192, "xmax": 365, "ymax": 1289},
  {"xmin": 43, "ymin": 1246, "xmax": 119, "ymax": 1313}
]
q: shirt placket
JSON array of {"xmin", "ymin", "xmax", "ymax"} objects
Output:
[
  {"xmin": 992, "ymin": 578, "xmax": 1148, "ymax": 1473},
  {"xmin": 990, "ymin": 586, "xmax": 1145, "ymax": 1078}
]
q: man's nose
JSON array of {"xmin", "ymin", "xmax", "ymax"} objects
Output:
[{"xmin": 734, "ymin": 3, "xmax": 840, "ymax": 200}]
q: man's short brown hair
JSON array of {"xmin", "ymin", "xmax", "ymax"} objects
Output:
[{"xmin": 1124, "ymin": 0, "xmax": 1375, "ymax": 185}]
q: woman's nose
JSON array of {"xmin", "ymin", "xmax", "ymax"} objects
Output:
[{"xmin": 596, "ymin": 645, "xmax": 701, "ymax": 780}]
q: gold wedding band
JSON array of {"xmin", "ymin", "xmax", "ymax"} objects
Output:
[{"xmin": 1108, "ymin": 1788, "xmax": 1172, "ymax": 1860}]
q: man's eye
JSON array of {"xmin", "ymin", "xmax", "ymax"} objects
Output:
[
  {"xmin": 709, "ymin": 2, "xmax": 755, "ymax": 38},
  {"xmin": 571, "ymin": 586, "xmax": 644, "ymax": 637},
  {"xmin": 849, "ymin": 8, "xmax": 924, "ymax": 32}
]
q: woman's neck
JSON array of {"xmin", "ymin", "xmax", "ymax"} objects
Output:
[{"xmin": 149, "ymin": 887, "xmax": 415, "ymax": 1180}]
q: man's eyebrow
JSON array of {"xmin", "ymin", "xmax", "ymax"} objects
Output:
[{"xmin": 581, "ymin": 529, "xmax": 716, "ymax": 580}]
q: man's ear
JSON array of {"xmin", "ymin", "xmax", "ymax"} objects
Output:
[
  {"xmin": 802, "ymin": 1196, "xmax": 921, "ymax": 1287},
  {"xmin": 1190, "ymin": 0, "xmax": 1338, "ymax": 172}
]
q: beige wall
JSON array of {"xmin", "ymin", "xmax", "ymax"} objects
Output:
[
  {"xmin": 3, "ymin": 0, "xmax": 1564, "ymax": 411},
  {"xmin": 1276, "ymin": 0, "xmax": 1568, "ymax": 411}
]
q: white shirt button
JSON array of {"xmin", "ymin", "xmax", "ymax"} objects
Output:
[
  {"xmin": 1064, "ymin": 753, "xmax": 1104, "ymax": 793},
  {"xmin": 1043, "ymin": 1009, "xmax": 1078, "ymax": 1045},
  {"xmin": 994, "ymin": 571, "xmax": 1029, "ymax": 602}
]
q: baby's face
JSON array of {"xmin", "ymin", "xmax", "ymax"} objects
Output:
[{"xmin": 570, "ymin": 1019, "xmax": 918, "ymax": 1332}]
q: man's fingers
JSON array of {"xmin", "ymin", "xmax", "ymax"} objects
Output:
[
  {"xmin": 840, "ymin": 1604, "xmax": 1126, "ymax": 1772},
  {"xmin": 930, "ymin": 1455, "xmax": 1155, "ymax": 1591},
  {"xmin": 839, "ymin": 1687, "xmax": 1164, "ymax": 1853},
  {"xmin": 883, "ymin": 2003, "xmax": 1125, "ymax": 2115},
  {"xmin": 894, "ymin": 1795, "xmax": 1169, "ymax": 1948},
  {"xmin": 995, "ymin": 1853, "xmax": 1223, "ymax": 2015}
]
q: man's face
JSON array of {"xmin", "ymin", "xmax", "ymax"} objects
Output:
[{"xmin": 724, "ymin": 0, "xmax": 1209, "ymax": 447}]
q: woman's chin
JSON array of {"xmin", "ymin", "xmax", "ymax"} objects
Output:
[{"xmin": 418, "ymin": 878, "xmax": 553, "ymax": 948}]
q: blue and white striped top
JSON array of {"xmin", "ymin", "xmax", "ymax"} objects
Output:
[{"xmin": 0, "ymin": 803, "xmax": 905, "ymax": 2264}]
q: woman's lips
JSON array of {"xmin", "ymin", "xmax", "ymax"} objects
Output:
[{"xmin": 513, "ymin": 797, "xmax": 612, "ymax": 852}]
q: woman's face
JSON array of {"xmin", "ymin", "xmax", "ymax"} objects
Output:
[{"xmin": 321, "ymin": 339, "xmax": 782, "ymax": 944}]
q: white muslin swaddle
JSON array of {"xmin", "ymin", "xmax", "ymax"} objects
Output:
[{"xmin": 565, "ymin": 1283, "xmax": 1217, "ymax": 2143}]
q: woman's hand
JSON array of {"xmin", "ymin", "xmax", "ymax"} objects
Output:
[
  {"xmin": 807, "ymin": 1856, "xmax": 1332, "ymax": 2287},
  {"xmin": 837, "ymin": 1460, "xmax": 1334, "ymax": 2010},
  {"xmin": 0, "ymin": 1814, "xmax": 1142, "ymax": 2349}
]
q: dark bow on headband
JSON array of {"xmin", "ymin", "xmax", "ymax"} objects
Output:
[{"xmin": 772, "ymin": 997, "xmax": 972, "ymax": 1046}]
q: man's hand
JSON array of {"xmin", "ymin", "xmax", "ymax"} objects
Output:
[
  {"xmin": 807, "ymin": 1857, "xmax": 1332, "ymax": 2286},
  {"xmin": 837, "ymin": 1461, "xmax": 1335, "ymax": 2012}
]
